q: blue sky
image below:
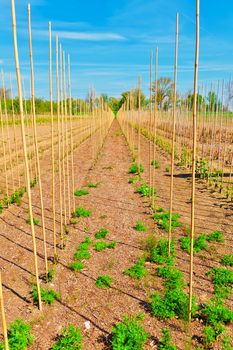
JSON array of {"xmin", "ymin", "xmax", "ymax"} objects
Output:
[{"xmin": 0, "ymin": 0, "xmax": 233, "ymax": 99}]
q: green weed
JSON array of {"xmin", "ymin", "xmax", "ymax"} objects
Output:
[
  {"xmin": 95, "ymin": 275, "xmax": 112, "ymax": 288},
  {"xmin": 124, "ymin": 258, "xmax": 147, "ymax": 280},
  {"xmin": 147, "ymin": 238, "xmax": 176, "ymax": 265},
  {"xmin": 94, "ymin": 241, "xmax": 116, "ymax": 251},
  {"xmin": 73, "ymin": 207, "xmax": 92, "ymax": 218},
  {"xmin": 152, "ymin": 210, "xmax": 182, "ymax": 232},
  {"xmin": 26, "ymin": 216, "xmax": 40, "ymax": 226},
  {"xmin": 158, "ymin": 328, "xmax": 177, "ymax": 350},
  {"xmin": 133, "ymin": 220, "xmax": 147, "ymax": 232},
  {"xmin": 95, "ymin": 228, "xmax": 109, "ymax": 239},
  {"xmin": 128, "ymin": 163, "xmax": 144, "ymax": 174},
  {"xmin": 74, "ymin": 250, "xmax": 91, "ymax": 260},
  {"xmin": 151, "ymin": 160, "xmax": 160, "ymax": 169},
  {"xmin": 31, "ymin": 286, "xmax": 60, "ymax": 305},
  {"xmin": 86, "ymin": 182, "xmax": 98, "ymax": 188},
  {"xmin": 207, "ymin": 267, "xmax": 233, "ymax": 298},
  {"xmin": 51, "ymin": 325, "xmax": 83, "ymax": 350},
  {"xmin": 136, "ymin": 183, "xmax": 156, "ymax": 197},
  {"xmin": 111, "ymin": 315, "xmax": 148, "ymax": 350},
  {"xmin": 221, "ymin": 254, "xmax": 233, "ymax": 267},
  {"xmin": 0, "ymin": 319, "xmax": 33, "ymax": 350},
  {"xmin": 74, "ymin": 189, "xmax": 89, "ymax": 197},
  {"xmin": 128, "ymin": 176, "xmax": 140, "ymax": 184},
  {"xmin": 69, "ymin": 261, "xmax": 85, "ymax": 271}
]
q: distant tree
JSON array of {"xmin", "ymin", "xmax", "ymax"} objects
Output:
[{"xmin": 152, "ymin": 77, "xmax": 173, "ymax": 109}]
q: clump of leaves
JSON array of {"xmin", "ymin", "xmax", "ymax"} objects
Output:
[
  {"xmin": 95, "ymin": 275, "xmax": 112, "ymax": 288},
  {"xmin": 180, "ymin": 234, "xmax": 207, "ymax": 254},
  {"xmin": 165, "ymin": 167, "xmax": 170, "ymax": 173},
  {"xmin": 0, "ymin": 319, "xmax": 33, "ymax": 350},
  {"xmin": 124, "ymin": 258, "xmax": 147, "ymax": 280},
  {"xmin": 201, "ymin": 299, "xmax": 233, "ymax": 326},
  {"xmin": 136, "ymin": 183, "xmax": 156, "ymax": 197},
  {"xmin": 111, "ymin": 314, "xmax": 148, "ymax": 350},
  {"xmin": 95, "ymin": 228, "xmax": 109, "ymax": 239},
  {"xmin": 206, "ymin": 230, "xmax": 224, "ymax": 243},
  {"xmin": 73, "ymin": 207, "xmax": 92, "ymax": 218},
  {"xmin": 31, "ymin": 286, "xmax": 60, "ymax": 305},
  {"xmin": 158, "ymin": 328, "xmax": 177, "ymax": 350},
  {"xmin": 128, "ymin": 176, "xmax": 140, "ymax": 184},
  {"xmin": 221, "ymin": 336, "xmax": 233, "ymax": 350},
  {"xmin": 207, "ymin": 267, "xmax": 233, "ymax": 298},
  {"xmin": 74, "ymin": 250, "xmax": 91, "ymax": 260},
  {"xmin": 86, "ymin": 182, "xmax": 99, "ymax": 188},
  {"xmin": 147, "ymin": 238, "xmax": 176, "ymax": 265},
  {"xmin": 26, "ymin": 216, "xmax": 40, "ymax": 226},
  {"xmin": 151, "ymin": 160, "xmax": 160, "ymax": 169},
  {"xmin": 69, "ymin": 261, "xmax": 85, "ymax": 271},
  {"xmin": 203, "ymin": 324, "xmax": 225, "ymax": 348},
  {"xmin": 128, "ymin": 163, "xmax": 144, "ymax": 174},
  {"xmin": 94, "ymin": 241, "xmax": 116, "ymax": 251},
  {"xmin": 152, "ymin": 210, "xmax": 182, "ymax": 233},
  {"xmin": 74, "ymin": 189, "xmax": 89, "ymax": 197},
  {"xmin": 133, "ymin": 220, "xmax": 147, "ymax": 232},
  {"xmin": 47, "ymin": 269, "xmax": 55, "ymax": 282},
  {"xmin": 51, "ymin": 325, "xmax": 83, "ymax": 350},
  {"xmin": 221, "ymin": 254, "xmax": 233, "ymax": 267},
  {"xmin": 30, "ymin": 178, "xmax": 37, "ymax": 188},
  {"xmin": 156, "ymin": 266, "xmax": 185, "ymax": 291}
]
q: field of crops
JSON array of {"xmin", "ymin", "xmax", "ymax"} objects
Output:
[{"xmin": 0, "ymin": 0, "xmax": 232, "ymax": 349}]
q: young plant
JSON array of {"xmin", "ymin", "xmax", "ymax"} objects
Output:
[
  {"xmin": 133, "ymin": 220, "xmax": 147, "ymax": 232},
  {"xmin": 128, "ymin": 163, "xmax": 144, "ymax": 174},
  {"xmin": 152, "ymin": 210, "xmax": 182, "ymax": 233},
  {"xmin": 0, "ymin": 319, "xmax": 33, "ymax": 350},
  {"xmin": 180, "ymin": 234, "xmax": 207, "ymax": 254},
  {"xmin": 86, "ymin": 182, "xmax": 99, "ymax": 188},
  {"xmin": 147, "ymin": 238, "xmax": 176, "ymax": 265},
  {"xmin": 221, "ymin": 254, "xmax": 233, "ymax": 267},
  {"xmin": 128, "ymin": 176, "xmax": 140, "ymax": 184},
  {"xmin": 74, "ymin": 250, "xmax": 91, "ymax": 260},
  {"xmin": 207, "ymin": 267, "xmax": 233, "ymax": 298},
  {"xmin": 69, "ymin": 261, "xmax": 85, "ymax": 272},
  {"xmin": 158, "ymin": 328, "xmax": 177, "ymax": 350},
  {"xmin": 26, "ymin": 216, "xmax": 40, "ymax": 226},
  {"xmin": 73, "ymin": 207, "xmax": 92, "ymax": 218},
  {"xmin": 136, "ymin": 183, "xmax": 156, "ymax": 197},
  {"xmin": 111, "ymin": 314, "xmax": 148, "ymax": 350},
  {"xmin": 31, "ymin": 286, "xmax": 60, "ymax": 305},
  {"xmin": 74, "ymin": 189, "xmax": 89, "ymax": 197},
  {"xmin": 95, "ymin": 228, "xmax": 109, "ymax": 239},
  {"xmin": 151, "ymin": 160, "xmax": 160, "ymax": 169},
  {"xmin": 95, "ymin": 275, "xmax": 112, "ymax": 288},
  {"xmin": 51, "ymin": 325, "xmax": 83, "ymax": 350},
  {"xmin": 206, "ymin": 230, "xmax": 224, "ymax": 243},
  {"xmin": 124, "ymin": 257, "xmax": 147, "ymax": 280},
  {"xmin": 94, "ymin": 241, "xmax": 116, "ymax": 251}
]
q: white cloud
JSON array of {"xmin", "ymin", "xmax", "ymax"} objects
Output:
[{"xmin": 57, "ymin": 31, "xmax": 126, "ymax": 41}]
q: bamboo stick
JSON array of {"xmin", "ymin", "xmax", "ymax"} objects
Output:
[
  {"xmin": 188, "ymin": 0, "xmax": 199, "ymax": 324},
  {"xmin": 28, "ymin": 4, "xmax": 48, "ymax": 277},
  {"xmin": 49, "ymin": 22, "xmax": 57, "ymax": 259},
  {"xmin": 168, "ymin": 13, "xmax": 179, "ymax": 256},
  {"xmin": 11, "ymin": 0, "xmax": 42, "ymax": 310},
  {"xmin": 0, "ymin": 272, "xmax": 9, "ymax": 350},
  {"xmin": 68, "ymin": 54, "xmax": 75, "ymax": 212}
]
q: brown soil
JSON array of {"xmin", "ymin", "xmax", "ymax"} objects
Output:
[{"xmin": 0, "ymin": 120, "xmax": 232, "ymax": 349}]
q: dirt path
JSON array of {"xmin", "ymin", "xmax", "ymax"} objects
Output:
[{"xmin": 0, "ymin": 120, "xmax": 232, "ymax": 349}]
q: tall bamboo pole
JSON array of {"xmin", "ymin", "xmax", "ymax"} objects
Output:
[
  {"xmin": 68, "ymin": 54, "xmax": 75, "ymax": 212},
  {"xmin": 137, "ymin": 75, "xmax": 141, "ymax": 175},
  {"xmin": 188, "ymin": 0, "xmax": 199, "ymax": 323},
  {"xmin": 49, "ymin": 22, "xmax": 57, "ymax": 259},
  {"xmin": 168, "ymin": 13, "xmax": 179, "ymax": 255},
  {"xmin": 56, "ymin": 36, "xmax": 64, "ymax": 245},
  {"xmin": 152, "ymin": 47, "xmax": 158, "ymax": 209},
  {"xmin": 28, "ymin": 4, "xmax": 48, "ymax": 277},
  {"xmin": 149, "ymin": 50, "xmax": 153, "ymax": 202},
  {"xmin": 11, "ymin": 0, "xmax": 42, "ymax": 310},
  {"xmin": 0, "ymin": 100, "xmax": 9, "ymax": 199},
  {"xmin": 0, "ymin": 272, "xmax": 9, "ymax": 350}
]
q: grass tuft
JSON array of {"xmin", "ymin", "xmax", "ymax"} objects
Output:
[
  {"xmin": 74, "ymin": 189, "xmax": 89, "ymax": 197},
  {"xmin": 95, "ymin": 275, "xmax": 113, "ymax": 288}
]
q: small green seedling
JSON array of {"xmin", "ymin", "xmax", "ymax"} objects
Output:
[
  {"xmin": 153, "ymin": 210, "xmax": 182, "ymax": 233},
  {"xmin": 124, "ymin": 258, "xmax": 147, "ymax": 280},
  {"xmin": 95, "ymin": 275, "xmax": 112, "ymax": 288},
  {"xmin": 73, "ymin": 207, "xmax": 92, "ymax": 218},
  {"xmin": 128, "ymin": 163, "xmax": 144, "ymax": 174},
  {"xmin": 158, "ymin": 328, "xmax": 177, "ymax": 350},
  {"xmin": 74, "ymin": 189, "xmax": 89, "ymax": 197},
  {"xmin": 0, "ymin": 319, "xmax": 34, "ymax": 350},
  {"xmin": 136, "ymin": 183, "xmax": 156, "ymax": 197},
  {"xmin": 31, "ymin": 286, "xmax": 60, "ymax": 305},
  {"xmin": 26, "ymin": 216, "xmax": 40, "ymax": 226},
  {"xmin": 69, "ymin": 261, "xmax": 85, "ymax": 272},
  {"xmin": 128, "ymin": 176, "xmax": 140, "ymax": 184},
  {"xmin": 221, "ymin": 254, "xmax": 233, "ymax": 267},
  {"xmin": 133, "ymin": 220, "xmax": 147, "ymax": 232},
  {"xmin": 86, "ymin": 182, "xmax": 99, "ymax": 188},
  {"xmin": 151, "ymin": 160, "xmax": 160, "ymax": 169},
  {"xmin": 74, "ymin": 250, "xmax": 91, "ymax": 260},
  {"xmin": 165, "ymin": 167, "xmax": 170, "ymax": 173},
  {"xmin": 207, "ymin": 267, "xmax": 233, "ymax": 298},
  {"xmin": 111, "ymin": 314, "xmax": 148, "ymax": 350},
  {"xmin": 147, "ymin": 238, "xmax": 176, "ymax": 265},
  {"xmin": 95, "ymin": 228, "xmax": 109, "ymax": 239},
  {"xmin": 94, "ymin": 241, "xmax": 116, "ymax": 251},
  {"xmin": 51, "ymin": 325, "xmax": 83, "ymax": 350}
]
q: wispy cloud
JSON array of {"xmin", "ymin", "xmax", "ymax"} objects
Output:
[{"xmin": 32, "ymin": 29, "xmax": 126, "ymax": 41}]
